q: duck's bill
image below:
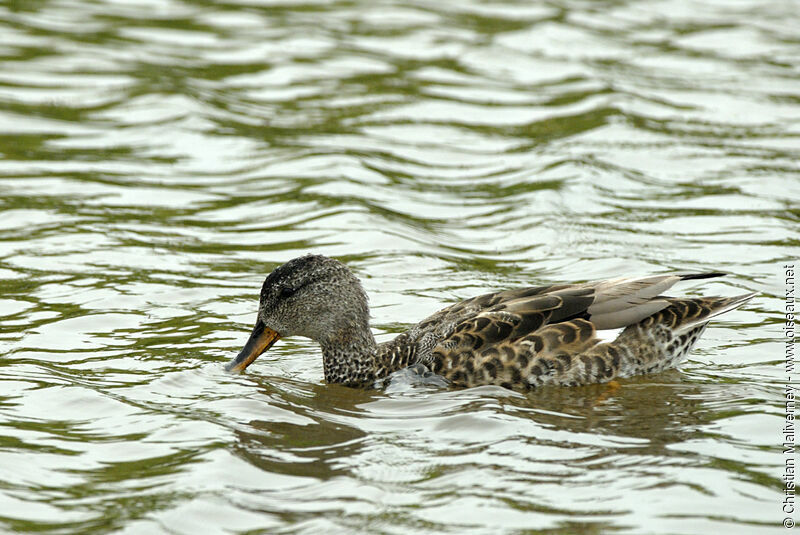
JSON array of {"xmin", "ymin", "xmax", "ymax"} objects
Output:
[{"xmin": 225, "ymin": 320, "xmax": 280, "ymax": 373}]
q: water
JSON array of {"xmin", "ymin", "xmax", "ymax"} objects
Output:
[{"xmin": 0, "ymin": 0, "xmax": 796, "ymax": 533}]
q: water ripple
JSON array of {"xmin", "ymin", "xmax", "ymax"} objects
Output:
[{"xmin": 0, "ymin": 0, "xmax": 795, "ymax": 533}]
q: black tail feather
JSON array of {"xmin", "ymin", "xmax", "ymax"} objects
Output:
[{"xmin": 680, "ymin": 272, "xmax": 727, "ymax": 281}]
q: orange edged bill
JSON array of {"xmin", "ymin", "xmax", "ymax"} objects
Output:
[{"xmin": 226, "ymin": 320, "xmax": 280, "ymax": 373}]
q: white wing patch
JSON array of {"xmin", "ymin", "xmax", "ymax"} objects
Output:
[{"xmin": 595, "ymin": 327, "xmax": 624, "ymax": 343}]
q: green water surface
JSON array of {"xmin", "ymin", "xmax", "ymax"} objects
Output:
[{"xmin": 0, "ymin": 0, "xmax": 797, "ymax": 533}]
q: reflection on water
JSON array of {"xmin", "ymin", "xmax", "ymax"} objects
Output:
[{"xmin": 0, "ymin": 0, "xmax": 794, "ymax": 533}]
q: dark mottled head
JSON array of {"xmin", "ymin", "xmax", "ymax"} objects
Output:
[
  {"xmin": 226, "ymin": 254, "xmax": 372, "ymax": 373},
  {"xmin": 258, "ymin": 254, "xmax": 369, "ymax": 339}
]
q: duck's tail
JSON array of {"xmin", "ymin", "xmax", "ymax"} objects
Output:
[
  {"xmin": 611, "ymin": 292, "xmax": 756, "ymax": 378},
  {"xmin": 673, "ymin": 292, "xmax": 757, "ymax": 332}
]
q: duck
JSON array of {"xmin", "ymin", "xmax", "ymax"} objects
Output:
[{"xmin": 226, "ymin": 254, "xmax": 755, "ymax": 390}]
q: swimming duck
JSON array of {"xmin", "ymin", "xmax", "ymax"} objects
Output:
[{"xmin": 226, "ymin": 254, "xmax": 754, "ymax": 390}]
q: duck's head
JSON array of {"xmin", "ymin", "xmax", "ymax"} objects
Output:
[{"xmin": 225, "ymin": 254, "xmax": 370, "ymax": 373}]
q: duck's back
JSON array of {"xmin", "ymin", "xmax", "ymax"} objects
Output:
[{"xmin": 376, "ymin": 274, "xmax": 754, "ymax": 390}]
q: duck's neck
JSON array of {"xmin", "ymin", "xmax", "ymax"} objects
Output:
[{"xmin": 319, "ymin": 324, "xmax": 380, "ymax": 387}]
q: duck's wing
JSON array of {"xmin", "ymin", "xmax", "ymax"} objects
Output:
[
  {"xmin": 417, "ymin": 273, "xmax": 723, "ymax": 337},
  {"xmin": 410, "ymin": 283, "xmax": 581, "ymax": 337},
  {"xmin": 416, "ymin": 272, "xmax": 739, "ymax": 388}
]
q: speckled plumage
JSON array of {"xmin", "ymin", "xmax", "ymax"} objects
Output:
[{"xmin": 227, "ymin": 254, "xmax": 755, "ymax": 390}]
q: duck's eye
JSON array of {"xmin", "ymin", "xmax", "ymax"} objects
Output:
[{"xmin": 279, "ymin": 286, "xmax": 296, "ymax": 299}]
